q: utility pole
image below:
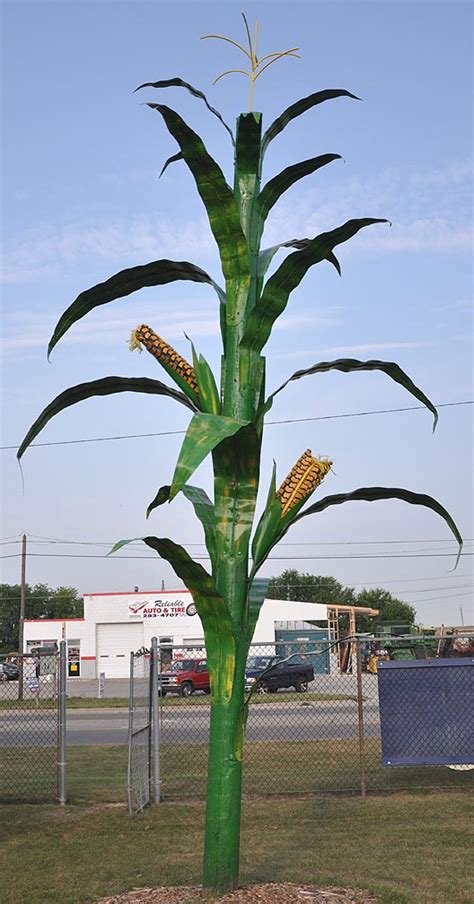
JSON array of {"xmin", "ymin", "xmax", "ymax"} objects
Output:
[
  {"xmin": 459, "ymin": 606, "xmax": 465, "ymax": 627},
  {"xmin": 18, "ymin": 533, "xmax": 27, "ymax": 700}
]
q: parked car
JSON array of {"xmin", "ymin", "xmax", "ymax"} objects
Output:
[
  {"xmin": 244, "ymin": 655, "xmax": 314, "ymax": 694},
  {"xmin": 159, "ymin": 658, "xmax": 210, "ymax": 697},
  {"xmin": 0, "ymin": 661, "xmax": 20, "ymax": 681}
]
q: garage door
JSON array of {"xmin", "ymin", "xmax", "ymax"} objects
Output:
[{"xmin": 96, "ymin": 623, "xmax": 144, "ymax": 678}]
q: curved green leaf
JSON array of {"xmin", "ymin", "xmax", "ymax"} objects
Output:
[
  {"xmin": 145, "ymin": 482, "xmax": 218, "ymax": 573},
  {"xmin": 17, "ymin": 376, "xmax": 196, "ymax": 461},
  {"xmin": 146, "ymin": 484, "xmax": 171, "ymax": 519},
  {"xmin": 246, "ymin": 577, "xmax": 270, "ymax": 640},
  {"xmin": 294, "ymin": 488, "xmax": 463, "ymax": 569},
  {"xmin": 251, "ymin": 461, "xmax": 280, "ymax": 567},
  {"xmin": 264, "ymin": 358, "xmax": 438, "ymax": 431},
  {"xmin": 262, "ymin": 89, "xmax": 360, "ymax": 155},
  {"xmin": 109, "ymin": 535, "xmax": 232, "ymax": 632},
  {"xmin": 242, "ymin": 218, "xmax": 388, "ymax": 352},
  {"xmin": 251, "ymin": 487, "xmax": 462, "ymax": 576},
  {"xmin": 135, "ymin": 77, "xmax": 235, "ymax": 144},
  {"xmin": 189, "ymin": 341, "xmax": 220, "ymax": 415},
  {"xmin": 170, "ymin": 412, "xmax": 249, "ymax": 501},
  {"xmin": 147, "ymin": 104, "xmax": 249, "ymax": 283},
  {"xmin": 48, "ymin": 259, "xmax": 225, "ymax": 357},
  {"xmin": 182, "ymin": 485, "xmax": 218, "ymax": 573},
  {"xmin": 255, "ymin": 154, "xmax": 341, "ymax": 236},
  {"xmin": 159, "ymin": 151, "xmax": 183, "ymax": 177},
  {"xmin": 257, "ymin": 241, "xmax": 341, "ymax": 279}
]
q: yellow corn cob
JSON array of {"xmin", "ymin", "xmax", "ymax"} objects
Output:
[
  {"xmin": 276, "ymin": 449, "xmax": 332, "ymax": 517},
  {"xmin": 130, "ymin": 324, "xmax": 199, "ymax": 395}
]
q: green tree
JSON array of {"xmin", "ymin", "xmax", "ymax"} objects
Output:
[
  {"xmin": 268, "ymin": 569, "xmax": 356, "ymax": 605},
  {"xmin": 17, "ymin": 15, "xmax": 461, "ymax": 893},
  {"xmin": 356, "ymin": 587, "xmax": 416, "ymax": 630},
  {"xmin": 0, "ymin": 583, "xmax": 82, "ymax": 651}
]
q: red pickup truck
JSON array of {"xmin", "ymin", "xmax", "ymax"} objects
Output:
[{"xmin": 159, "ymin": 658, "xmax": 210, "ymax": 697}]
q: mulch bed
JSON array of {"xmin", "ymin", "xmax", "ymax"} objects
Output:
[{"xmin": 98, "ymin": 883, "xmax": 378, "ymax": 903}]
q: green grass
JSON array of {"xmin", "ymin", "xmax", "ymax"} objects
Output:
[
  {"xmin": 2, "ymin": 742, "xmax": 471, "ymax": 806},
  {"xmin": 0, "ymin": 791, "xmax": 472, "ymax": 904},
  {"xmin": 0, "ymin": 691, "xmax": 358, "ymax": 710}
]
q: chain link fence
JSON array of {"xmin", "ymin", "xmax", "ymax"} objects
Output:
[
  {"xmin": 0, "ymin": 645, "xmax": 67, "ymax": 803},
  {"xmin": 127, "ymin": 642, "xmax": 160, "ymax": 815},
  {"xmin": 152, "ymin": 636, "xmax": 473, "ymax": 800}
]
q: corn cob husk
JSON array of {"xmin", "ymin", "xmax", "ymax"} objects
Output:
[
  {"xmin": 130, "ymin": 324, "xmax": 199, "ymax": 395},
  {"xmin": 276, "ymin": 449, "xmax": 332, "ymax": 517}
]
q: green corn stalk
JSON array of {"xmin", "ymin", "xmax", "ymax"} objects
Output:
[{"xmin": 18, "ymin": 21, "xmax": 463, "ymax": 894}]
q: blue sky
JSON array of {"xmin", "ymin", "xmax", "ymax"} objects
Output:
[{"xmin": 1, "ymin": 0, "xmax": 473, "ymax": 625}]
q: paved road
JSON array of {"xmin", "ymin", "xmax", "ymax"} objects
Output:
[{"xmin": 0, "ymin": 700, "xmax": 381, "ymax": 747}]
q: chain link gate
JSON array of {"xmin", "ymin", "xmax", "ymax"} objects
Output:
[
  {"xmin": 0, "ymin": 642, "xmax": 67, "ymax": 803},
  {"xmin": 127, "ymin": 638, "xmax": 160, "ymax": 815}
]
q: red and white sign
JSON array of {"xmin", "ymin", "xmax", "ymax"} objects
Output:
[{"xmin": 128, "ymin": 599, "xmax": 197, "ymax": 619}]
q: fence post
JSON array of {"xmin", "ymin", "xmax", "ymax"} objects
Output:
[
  {"xmin": 151, "ymin": 636, "xmax": 161, "ymax": 804},
  {"xmin": 58, "ymin": 640, "xmax": 67, "ymax": 805},
  {"xmin": 127, "ymin": 651, "xmax": 134, "ymax": 815},
  {"xmin": 356, "ymin": 639, "xmax": 366, "ymax": 798}
]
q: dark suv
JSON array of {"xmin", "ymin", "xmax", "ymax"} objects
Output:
[
  {"xmin": 0, "ymin": 660, "xmax": 19, "ymax": 681},
  {"xmin": 244, "ymin": 655, "xmax": 314, "ymax": 694}
]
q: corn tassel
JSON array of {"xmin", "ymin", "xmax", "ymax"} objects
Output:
[
  {"xmin": 130, "ymin": 324, "xmax": 199, "ymax": 395},
  {"xmin": 276, "ymin": 449, "xmax": 332, "ymax": 517}
]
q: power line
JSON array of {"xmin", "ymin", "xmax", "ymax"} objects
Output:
[
  {"xmin": 1, "ymin": 400, "xmax": 472, "ymax": 451},
  {"xmin": 3, "ymin": 551, "xmax": 471, "ymax": 561},
  {"xmin": 403, "ymin": 590, "xmax": 473, "ymax": 604},
  {"xmin": 1, "ymin": 581, "xmax": 471, "ymax": 602},
  {"xmin": 269, "ymin": 577, "xmax": 474, "ymax": 588},
  {"xmin": 12, "ymin": 533, "xmax": 474, "ymax": 548}
]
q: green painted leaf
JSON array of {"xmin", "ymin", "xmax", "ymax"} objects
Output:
[
  {"xmin": 135, "ymin": 77, "xmax": 234, "ymax": 144},
  {"xmin": 243, "ymin": 219, "xmax": 388, "ymax": 352},
  {"xmin": 146, "ymin": 482, "xmax": 218, "ymax": 573},
  {"xmin": 252, "ymin": 487, "xmax": 463, "ymax": 575},
  {"xmin": 251, "ymin": 461, "xmax": 281, "ymax": 567},
  {"xmin": 255, "ymin": 154, "xmax": 341, "ymax": 238},
  {"xmin": 159, "ymin": 151, "xmax": 183, "ymax": 177},
  {"xmin": 189, "ymin": 342, "xmax": 220, "ymax": 415},
  {"xmin": 147, "ymin": 104, "xmax": 249, "ymax": 283},
  {"xmin": 213, "ymin": 422, "xmax": 262, "ymax": 584},
  {"xmin": 48, "ymin": 259, "xmax": 225, "ymax": 356},
  {"xmin": 296, "ymin": 488, "xmax": 462, "ymax": 569},
  {"xmin": 17, "ymin": 377, "xmax": 195, "ymax": 461},
  {"xmin": 263, "ymin": 358, "xmax": 438, "ymax": 430},
  {"xmin": 246, "ymin": 577, "xmax": 270, "ymax": 640},
  {"xmin": 170, "ymin": 413, "xmax": 249, "ymax": 501},
  {"xmin": 109, "ymin": 535, "xmax": 232, "ymax": 632},
  {"xmin": 182, "ymin": 485, "xmax": 218, "ymax": 573},
  {"xmin": 257, "ymin": 240, "xmax": 341, "ymax": 279},
  {"xmin": 146, "ymin": 484, "xmax": 171, "ymax": 519},
  {"xmin": 262, "ymin": 89, "xmax": 360, "ymax": 155}
]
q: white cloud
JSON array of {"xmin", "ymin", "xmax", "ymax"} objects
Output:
[
  {"xmin": 1, "ymin": 216, "xmax": 216, "ymax": 285},
  {"xmin": 2, "ymin": 158, "xmax": 472, "ymax": 286},
  {"xmin": 275, "ymin": 340, "xmax": 432, "ymax": 361},
  {"xmin": 263, "ymin": 158, "xmax": 473, "ymax": 255},
  {"xmin": 1, "ymin": 302, "xmax": 324, "ymax": 354}
]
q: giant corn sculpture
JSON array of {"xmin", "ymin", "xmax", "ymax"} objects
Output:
[{"xmin": 19, "ymin": 15, "xmax": 462, "ymax": 894}]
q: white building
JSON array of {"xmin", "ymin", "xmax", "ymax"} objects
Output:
[{"xmin": 23, "ymin": 589, "xmax": 329, "ymax": 679}]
